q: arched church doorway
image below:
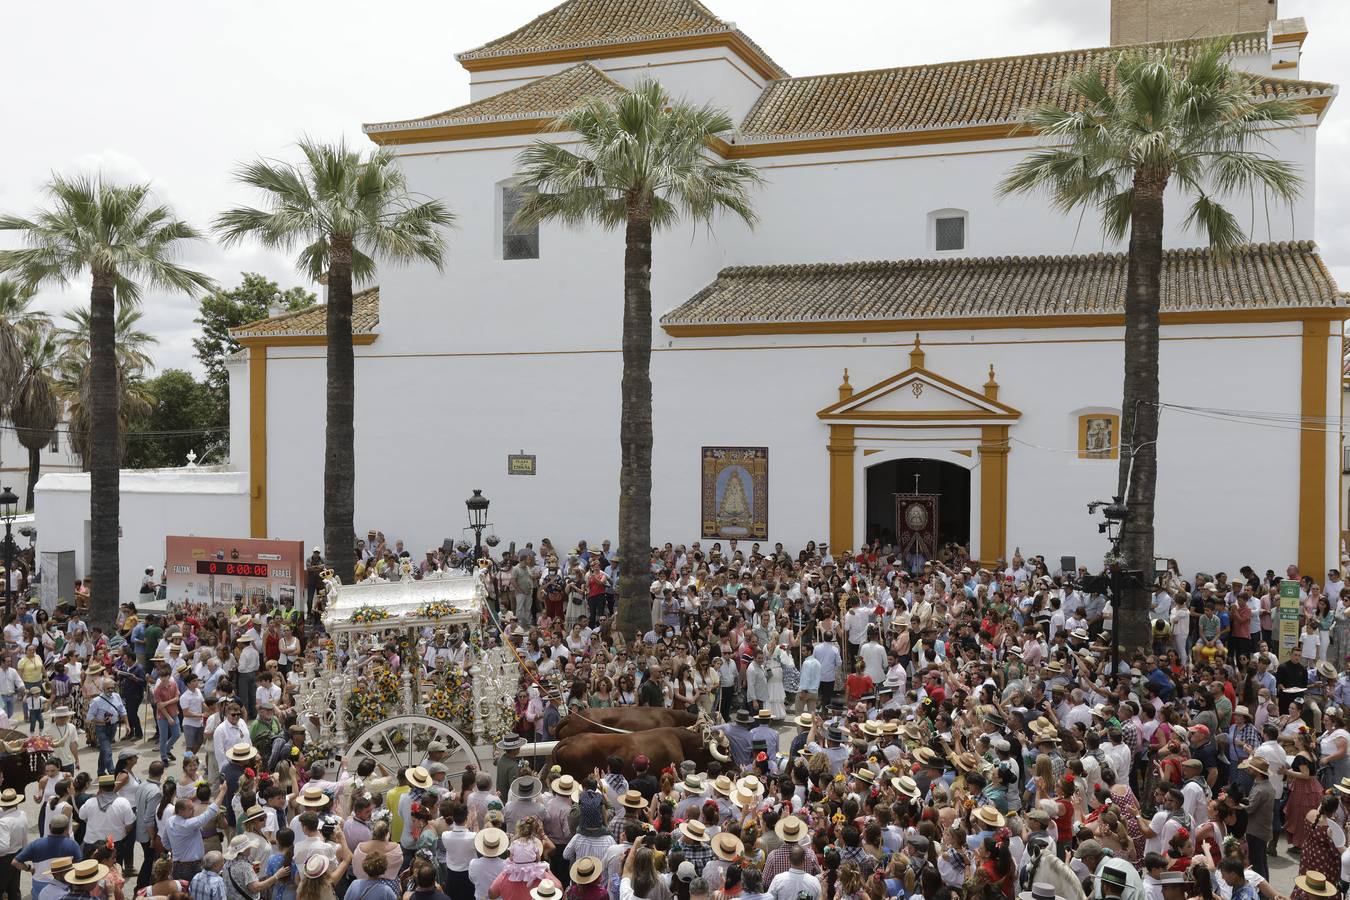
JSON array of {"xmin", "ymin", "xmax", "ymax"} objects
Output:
[{"xmin": 864, "ymin": 458, "xmax": 971, "ymax": 556}]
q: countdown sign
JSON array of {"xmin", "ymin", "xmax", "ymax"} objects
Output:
[{"xmin": 164, "ymin": 535, "xmax": 305, "ymax": 611}]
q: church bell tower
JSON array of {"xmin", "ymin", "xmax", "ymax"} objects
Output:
[{"xmin": 1111, "ymin": 0, "xmax": 1277, "ymax": 44}]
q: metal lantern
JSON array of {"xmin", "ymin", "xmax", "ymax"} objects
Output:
[{"xmin": 465, "ymin": 490, "xmax": 490, "ymax": 529}]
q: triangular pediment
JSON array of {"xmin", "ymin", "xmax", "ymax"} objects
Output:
[{"xmin": 818, "ymin": 363, "xmax": 1020, "ymax": 425}]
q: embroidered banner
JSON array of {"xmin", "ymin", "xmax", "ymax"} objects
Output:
[{"xmin": 895, "ymin": 493, "xmax": 940, "ymax": 561}]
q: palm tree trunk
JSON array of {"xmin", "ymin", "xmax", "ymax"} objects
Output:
[
  {"xmin": 616, "ymin": 208, "xmax": 654, "ymax": 640},
  {"xmin": 24, "ymin": 444, "xmax": 39, "ymax": 512},
  {"xmin": 87, "ymin": 272, "xmax": 120, "ymax": 631},
  {"xmin": 324, "ymin": 237, "xmax": 357, "ymax": 585},
  {"xmin": 1116, "ymin": 168, "xmax": 1168, "ymax": 653}
]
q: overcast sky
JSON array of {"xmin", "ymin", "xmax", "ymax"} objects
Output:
[{"xmin": 3, "ymin": 0, "xmax": 1346, "ymax": 375}]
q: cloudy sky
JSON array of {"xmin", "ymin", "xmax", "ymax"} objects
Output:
[{"xmin": 3, "ymin": 0, "xmax": 1346, "ymax": 375}]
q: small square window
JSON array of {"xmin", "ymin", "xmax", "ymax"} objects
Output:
[{"xmin": 935, "ymin": 216, "xmax": 965, "ymax": 252}]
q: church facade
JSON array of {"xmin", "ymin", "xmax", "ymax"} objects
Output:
[{"xmin": 213, "ymin": 0, "xmax": 1343, "ymax": 578}]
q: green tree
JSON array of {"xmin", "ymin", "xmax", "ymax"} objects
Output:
[
  {"xmin": 215, "ymin": 140, "xmax": 454, "ymax": 584},
  {"xmin": 514, "ymin": 77, "xmax": 762, "ymax": 635},
  {"xmin": 0, "ymin": 279, "xmax": 47, "ymax": 412},
  {"xmin": 124, "ymin": 369, "xmax": 218, "ymax": 469},
  {"xmin": 57, "ymin": 305, "xmax": 158, "ymax": 469},
  {"xmin": 0, "ymin": 174, "xmax": 210, "ymax": 629},
  {"xmin": 193, "ymin": 272, "xmax": 315, "ymax": 422},
  {"xmin": 998, "ymin": 41, "xmax": 1305, "ymax": 649},
  {"xmin": 10, "ymin": 322, "xmax": 60, "ymax": 511}
]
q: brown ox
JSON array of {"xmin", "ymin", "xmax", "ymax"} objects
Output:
[
  {"xmin": 553, "ymin": 707, "xmax": 699, "ymax": 741},
  {"xmin": 551, "ymin": 725, "xmax": 719, "ymax": 780}
]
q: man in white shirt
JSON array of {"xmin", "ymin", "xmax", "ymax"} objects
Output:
[
  {"xmin": 235, "ymin": 636, "xmax": 261, "ymax": 718},
  {"xmin": 78, "ymin": 775, "xmax": 135, "ymax": 856},
  {"xmin": 442, "ymin": 804, "xmax": 477, "ymax": 900},
  {"xmin": 1180, "ymin": 759, "xmax": 1210, "ymax": 829},
  {"xmin": 768, "ymin": 846, "xmax": 821, "ymax": 900},
  {"xmin": 860, "ymin": 628, "xmax": 887, "ymax": 684},
  {"xmin": 0, "ymin": 788, "xmax": 28, "ymax": 897},
  {"xmin": 211, "ymin": 702, "xmax": 249, "ymax": 773}
]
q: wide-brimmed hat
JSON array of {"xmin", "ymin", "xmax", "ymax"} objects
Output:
[
  {"xmin": 1019, "ymin": 884, "xmax": 1066, "ymax": 900},
  {"xmin": 860, "ymin": 720, "xmax": 883, "ymax": 738},
  {"xmin": 497, "ymin": 735, "xmax": 527, "ymax": 751},
  {"xmin": 775, "ymin": 815, "xmax": 808, "ymax": 843},
  {"xmin": 570, "ymin": 857, "xmax": 603, "ymax": 885},
  {"xmin": 531, "ymin": 884, "xmax": 563, "ymax": 900},
  {"xmin": 732, "ymin": 709, "xmax": 752, "ymax": 725},
  {"xmin": 0, "ymin": 789, "xmax": 22, "ymax": 809},
  {"xmin": 974, "ymin": 806, "xmax": 1005, "ymax": 828},
  {"xmin": 913, "ymin": 747, "xmax": 939, "ymax": 766},
  {"xmin": 891, "ymin": 775, "xmax": 921, "ymax": 799},
  {"xmin": 226, "ymin": 742, "xmax": 257, "ymax": 763},
  {"xmin": 712, "ymin": 832, "xmax": 744, "ymax": 861},
  {"xmin": 756, "ymin": 708, "xmax": 773, "ymax": 721},
  {"xmin": 551, "ymin": 775, "xmax": 580, "ymax": 800},
  {"xmin": 65, "ymin": 860, "xmax": 110, "ymax": 886},
  {"xmin": 793, "ymin": 713, "xmax": 814, "ymax": 729},
  {"xmin": 224, "ymin": 833, "xmax": 258, "ymax": 861},
  {"xmin": 475, "ymin": 827, "xmax": 508, "ymax": 857},
  {"xmin": 679, "ymin": 819, "xmax": 710, "ymax": 843},
  {"xmin": 406, "ymin": 766, "xmax": 433, "ymax": 789},
  {"xmin": 303, "ymin": 856, "xmax": 331, "ymax": 879},
  {"xmin": 1290, "ymin": 873, "xmax": 1333, "ymax": 898},
  {"xmin": 738, "ymin": 775, "xmax": 764, "ymax": 797},
  {"xmin": 296, "ymin": 787, "xmax": 328, "ymax": 807},
  {"xmin": 619, "ymin": 789, "xmax": 645, "ymax": 809},
  {"xmin": 51, "ymin": 706, "xmax": 72, "ymax": 719},
  {"xmin": 1233, "ymin": 705, "xmax": 1251, "ymax": 719},
  {"xmin": 952, "ymin": 752, "xmax": 980, "ymax": 773},
  {"xmin": 1239, "ymin": 756, "xmax": 1270, "ymax": 776},
  {"xmin": 512, "ymin": 776, "xmax": 542, "ymax": 800},
  {"xmin": 711, "ymin": 775, "xmax": 735, "ymax": 797},
  {"xmin": 730, "ymin": 786, "xmax": 759, "ymax": 809},
  {"xmin": 678, "ymin": 774, "xmax": 705, "ymax": 793},
  {"xmin": 902, "ymin": 723, "xmax": 924, "ymax": 741},
  {"xmin": 1318, "ymin": 661, "xmax": 1339, "ymax": 680},
  {"xmin": 1156, "ymin": 872, "xmax": 1193, "ymax": 886}
]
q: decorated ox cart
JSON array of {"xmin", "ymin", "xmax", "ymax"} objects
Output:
[{"xmin": 296, "ymin": 568, "xmax": 520, "ymax": 778}]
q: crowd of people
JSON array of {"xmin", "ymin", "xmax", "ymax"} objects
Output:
[{"xmin": 1, "ymin": 533, "xmax": 1350, "ymax": 900}]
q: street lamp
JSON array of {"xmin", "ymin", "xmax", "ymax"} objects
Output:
[
  {"xmin": 0, "ymin": 486, "xmax": 18, "ymax": 621},
  {"xmin": 1088, "ymin": 496, "xmax": 1130, "ymax": 681},
  {"xmin": 466, "ymin": 489, "xmax": 490, "ymax": 560}
]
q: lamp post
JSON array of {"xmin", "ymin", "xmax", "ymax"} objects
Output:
[
  {"xmin": 0, "ymin": 487, "xmax": 17, "ymax": 622},
  {"xmin": 466, "ymin": 490, "xmax": 489, "ymax": 561},
  {"xmin": 1089, "ymin": 496, "xmax": 1128, "ymax": 682}
]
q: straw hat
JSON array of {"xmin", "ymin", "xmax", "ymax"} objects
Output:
[
  {"xmin": 226, "ymin": 742, "xmax": 256, "ymax": 763},
  {"xmin": 570, "ymin": 857, "xmax": 603, "ymax": 885},
  {"xmin": 51, "ymin": 707, "xmax": 72, "ymax": 719},
  {"xmin": 679, "ymin": 819, "xmax": 711, "ymax": 843},
  {"xmin": 913, "ymin": 747, "xmax": 938, "ymax": 766},
  {"xmin": 677, "ymin": 774, "xmax": 705, "ymax": 793},
  {"xmin": 711, "ymin": 775, "xmax": 735, "ymax": 797},
  {"xmin": 65, "ymin": 860, "xmax": 110, "ymax": 886},
  {"xmin": 860, "ymin": 720, "xmax": 883, "ymax": 738},
  {"xmin": 712, "ymin": 832, "xmax": 744, "ymax": 862},
  {"xmin": 475, "ymin": 828, "xmax": 508, "ymax": 857},
  {"xmin": 303, "ymin": 856, "xmax": 331, "ymax": 879},
  {"xmin": 879, "ymin": 720, "xmax": 900, "ymax": 736},
  {"xmin": 1239, "ymin": 756, "xmax": 1271, "ymax": 776},
  {"xmin": 296, "ymin": 787, "xmax": 328, "ymax": 808},
  {"xmin": 1019, "ymin": 884, "xmax": 1067, "ymax": 900},
  {"xmin": 1318, "ymin": 661, "xmax": 1339, "ymax": 680},
  {"xmin": 794, "ymin": 713, "xmax": 814, "ymax": 729},
  {"xmin": 0, "ymin": 789, "xmax": 22, "ymax": 809},
  {"xmin": 952, "ymin": 752, "xmax": 980, "ymax": 773},
  {"xmin": 974, "ymin": 806, "xmax": 1006, "ymax": 828},
  {"xmin": 891, "ymin": 775, "xmax": 921, "ymax": 799},
  {"xmin": 619, "ymin": 790, "xmax": 646, "ymax": 810},
  {"xmin": 406, "ymin": 766, "xmax": 433, "ymax": 789},
  {"xmin": 730, "ymin": 787, "xmax": 759, "ymax": 809},
  {"xmin": 225, "ymin": 833, "xmax": 259, "ymax": 861},
  {"xmin": 775, "ymin": 815, "xmax": 808, "ymax": 843},
  {"xmin": 551, "ymin": 775, "xmax": 580, "ymax": 800},
  {"xmin": 1295, "ymin": 873, "xmax": 1338, "ymax": 897},
  {"xmin": 738, "ymin": 776, "xmax": 765, "ymax": 797},
  {"xmin": 531, "ymin": 883, "xmax": 563, "ymax": 900}
]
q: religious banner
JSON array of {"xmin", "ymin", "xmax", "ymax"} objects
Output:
[
  {"xmin": 1278, "ymin": 578, "xmax": 1302, "ymax": 661},
  {"xmin": 701, "ymin": 447, "xmax": 768, "ymax": 540},
  {"xmin": 895, "ymin": 493, "xmax": 940, "ymax": 562}
]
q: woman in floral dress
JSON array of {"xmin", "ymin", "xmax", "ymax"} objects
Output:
[
  {"xmin": 1102, "ymin": 768, "xmax": 1146, "ymax": 864},
  {"xmin": 1292, "ymin": 798, "xmax": 1342, "ymax": 900}
]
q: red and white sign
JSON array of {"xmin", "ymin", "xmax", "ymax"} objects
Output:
[{"xmin": 164, "ymin": 535, "xmax": 305, "ymax": 610}]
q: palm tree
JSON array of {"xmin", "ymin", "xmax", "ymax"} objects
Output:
[
  {"xmin": 57, "ymin": 306, "xmax": 158, "ymax": 468},
  {"xmin": 514, "ymin": 77, "xmax": 762, "ymax": 635},
  {"xmin": 0, "ymin": 176, "xmax": 211, "ymax": 629},
  {"xmin": 11, "ymin": 324, "xmax": 61, "ymax": 511},
  {"xmin": 998, "ymin": 41, "xmax": 1305, "ymax": 649},
  {"xmin": 215, "ymin": 140, "xmax": 455, "ymax": 584},
  {"xmin": 0, "ymin": 279, "xmax": 44, "ymax": 411}
]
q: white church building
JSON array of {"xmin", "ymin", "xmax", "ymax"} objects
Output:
[{"xmin": 38, "ymin": 0, "xmax": 1347, "ymax": 599}]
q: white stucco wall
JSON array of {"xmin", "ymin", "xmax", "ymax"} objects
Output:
[{"xmin": 34, "ymin": 469, "xmax": 249, "ymax": 603}]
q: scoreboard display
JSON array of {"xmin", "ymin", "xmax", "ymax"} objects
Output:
[{"xmin": 195, "ymin": 560, "xmax": 270, "ymax": 577}]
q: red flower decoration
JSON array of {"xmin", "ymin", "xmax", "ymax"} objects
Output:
[
  {"xmin": 244, "ymin": 767, "xmax": 256, "ymax": 779},
  {"xmin": 1064, "ymin": 774, "xmax": 1075, "ymax": 783}
]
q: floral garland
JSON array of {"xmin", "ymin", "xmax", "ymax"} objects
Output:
[
  {"xmin": 350, "ymin": 605, "xmax": 390, "ymax": 623},
  {"xmin": 418, "ymin": 601, "xmax": 460, "ymax": 619},
  {"xmin": 349, "ymin": 668, "xmax": 400, "ymax": 733},
  {"xmin": 426, "ymin": 667, "xmax": 472, "ymax": 727}
]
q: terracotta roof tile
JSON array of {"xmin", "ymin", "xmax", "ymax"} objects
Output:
[
  {"xmin": 736, "ymin": 35, "xmax": 1333, "ymax": 140},
  {"xmin": 456, "ymin": 0, "xmax": 786, "ymax": 77},
  {"xmin": 661, "ymin": 242, "xmax": 1343, "ymax": 326},
  {"xmin": 365, "ymin": 64, "xmax": 625, "ymax": 134},
  {"xmin": 230, "ymin": 287, "xmax": 379, "ymax": 338}
]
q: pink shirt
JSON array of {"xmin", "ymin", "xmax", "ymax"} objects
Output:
[{"xmin": 490, "ymin": 871, "xmax": 560, "ymax": 900}]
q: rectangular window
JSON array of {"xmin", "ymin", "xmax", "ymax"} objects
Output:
[
  {"xmin": 1343, "ymin": 444, "xmax": 1350, "ymax": 473},
  {"xmin": 935, "ymin": 216, "xmax": 965, "ymax": 252},
  {"xmin": 48, "ymin": 431, "xmax": 59, "ymax": 453},
  {"xmin": 502, "ymin": 185, "xmax": 539, "ymax": 260}
]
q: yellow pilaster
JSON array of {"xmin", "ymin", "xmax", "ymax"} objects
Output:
[
  {"xmin": 1298, "ymin": 318, "xmax": 1331, "ymax": 577},
  {"xmin": 249, "ymin": 346, "xmax": 268, "ymax": 539},
  {"xmin": 828, "ymin": 425, "xmax": 855, "ymax": 551},
  {"xmin": 979, "ymin": 425, "xmax": 1010, "ymax": 567}
]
